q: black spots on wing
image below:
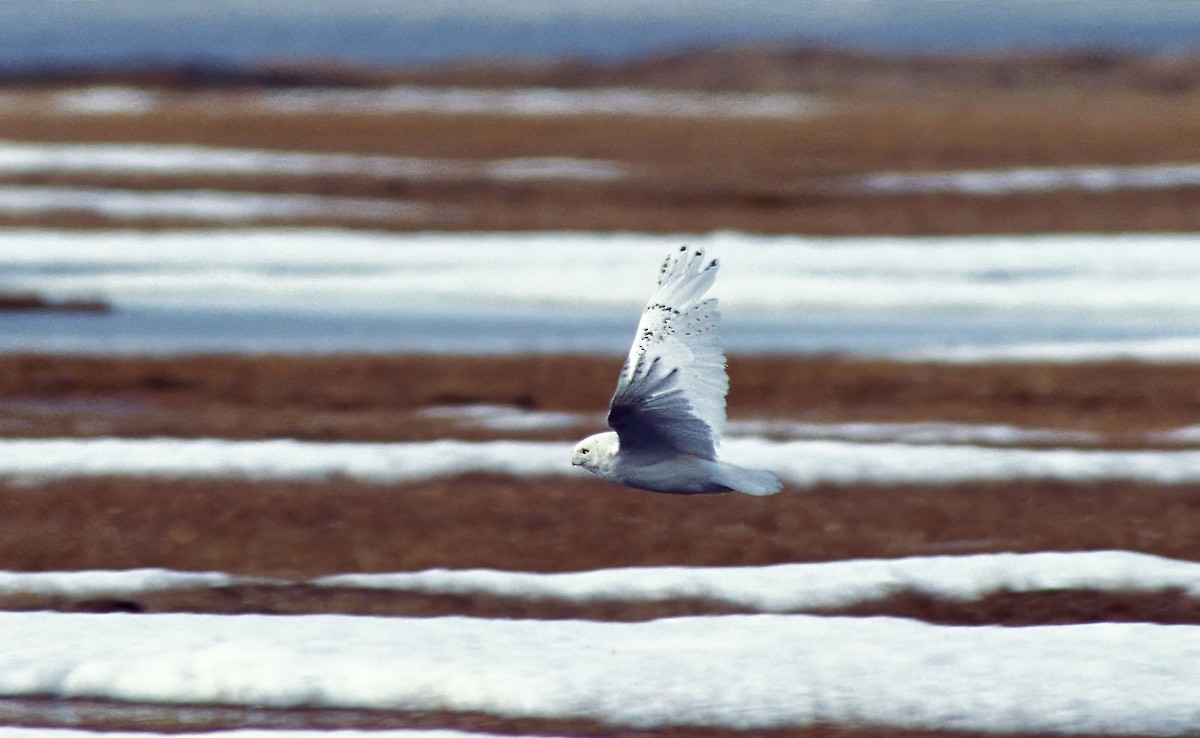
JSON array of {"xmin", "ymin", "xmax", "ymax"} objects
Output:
[
  {"xmin": 638, "ymin": 299, "xmax": 720, "ymax": 347},
  {"xmin": 679, "ymin": 245, "xmax": 687, "ymax": 252},
  {"xmin": 706, "ymin": 259, "xmax": 718, "ymax": 270},
  {"xmin": 642, "ymin": 303, "xmax": 685, "ymax": 341},
  {"xmin": 645, "ymin": 302, "xmax": 679, "ymax": 313}
]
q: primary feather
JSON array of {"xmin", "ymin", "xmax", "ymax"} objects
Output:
[{"xmin": 609, "ymin": 245, "xmax": 727, "ymax": 458}]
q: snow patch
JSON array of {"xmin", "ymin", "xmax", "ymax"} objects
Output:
[
  {"xmin": 912, "ymin": 336, "xmax": 1200, "ymax": 363},
  {"xmin": 853, "ymin": 163, "xmax": 1200, "ymax": 195},
  {"xmin": 1, "ymin": 611, "xmax": 1199, "ymax": 734},
  {"xmin": 2, "ymin": 437, "xmax": 1200, "ymax": 485},
  {"xmin": 0, "ymin": 141, "xmax": 627, "ymax": 182},
  {"xmin": 1, "ymin": 229, "xmax": 1197, "ymax": 359},
  {"xmin": 314, "ymin": 550, "xmax": 1200, "ymax": 610},
  {"xmin": 0, "ymin": 570, "xmax": 261, "ymax": 598},
  {"xmin": 52, "ymin": 87, "xmax": 161, "ymax": 116},
  {"xmin": 5, "ymin": 551, "xmax": 1197, "ymax": 609},
  {"xmin": 2, "ymin": 229, "xmax": 1199, "ymax": 314},
  {"xmin": 428, "ymin": 406, "xmax": 1115, "ymax": 445},
  {"xmin": 727, "ymin": 418, "xmax": 1103, "ymax": 445},
  {"xmin": 421, "ymin": 405, "xmax": 590, "ymax": 431},
  {"xmin": 0, "ymin": 187, "xmax": 429, "ymax": 223},
  {"xmin": 256, "ymin": 85, "xmax": 823, "ymax": 119}
]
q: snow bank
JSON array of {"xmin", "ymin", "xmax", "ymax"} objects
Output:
[
  {"xmin": 5, "ymin": 551, "xmax": 1195, "ymax": 611},
  {"xmin": 51, "ymin": 87, "xmax": 161, "ymax": 116},
  {"xmin": 0, "ymin": 141, "xmax": 627, "ymax": 182},
  {"xmin": 911, "ymin": 336, "xmax": 1200, "ymax": 363},
  {"xmin": 2, "ymin": 229, "xmax": 1198, "ymax": 315},
  {"xmin": 0, "ymin": 569, "xmax": 256, "ymax": 598},
  {"xmin": 745, "ymin": 438, "xmax": 1200, "ymax": 485},
  {"xmin": 853, "ymin": 163, "xmax": 1200, "ymax": 195},
  {"xmin": 420, "ymin": 404, "xmax": 590, "ymax": 432},
  {"xmin": 727, "ymin": 418, "xmax": 1104, "ymax": 445},
  {"xmin": 255, "ymin": 85, "xmax": 822, "ymax": 119},
  {"xmin": 427, "ymin": 405, "xmax": 1109, "ymax": 445},
  {"xmin": 0, "ymin": 438, "xmax": 566, "ymax": 483},
  {"xmin": 1, "ymin": 229, "xmax": 1197, "ymax": 359},
  {"xmin": 2, "ymin": 610, "xmax": 1199, "ymax": 734},
  {"xmin": 43, "ymin": 85, "xmax": 821, "ymax": 120},
  {"xmin": 0, "ymin": 187, "xmax": 426, "ymax": 223},
  {"xmin": 3, "ymin": 437, "xmax": 1199, "ymax": 485},
  {"xmin": 313, "ymin": 550, "xmax": 1200, "ymax": 610}
]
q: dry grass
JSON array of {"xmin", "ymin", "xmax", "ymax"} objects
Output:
[
  {"xmin": 2, "ymin": 354, "xmax": 1199, "ymax": 441},
  {"xmin": 0, "ymin": 696, "xmax": 1050, "ymax": 738},
  {"xmin": 4, "ymin": 475, "xmax": 1200, "ymax": 577},
  {"xmin": 7, "ymin": 580, "xmax": 1200, "ymax": 628}
]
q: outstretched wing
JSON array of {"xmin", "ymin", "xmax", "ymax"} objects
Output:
[{"xmin": 607, "ymin": 245, "xmax": 728, "ymax": 461}]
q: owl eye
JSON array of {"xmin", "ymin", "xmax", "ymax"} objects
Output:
[{"xmin": 581, "ymin": 448, "xmax": 589, "ymax": 454}]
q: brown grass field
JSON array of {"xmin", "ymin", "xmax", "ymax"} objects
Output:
[
  {"xmin": 2, "ymin": 354, "xmax": 1199, "ymax": 579},
  {"xmin": 3, "ymin": 47, "xmax": 1200, "ymax": 737}
]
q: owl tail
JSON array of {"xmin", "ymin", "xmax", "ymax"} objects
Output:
[{"xmin": 716, "ymin": 462, "xmax": 783, "ymax": 496}]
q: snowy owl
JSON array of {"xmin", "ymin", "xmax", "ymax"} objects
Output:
[{"xmin": 571, "ymin": 245, "xmax": 781, "ymax": 495}]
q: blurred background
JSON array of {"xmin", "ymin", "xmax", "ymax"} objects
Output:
[{"xmin": 3, "ymin": 2, "xmax": 1200, "ymax": 737}]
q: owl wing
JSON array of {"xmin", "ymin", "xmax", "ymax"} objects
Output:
[{"xmin": 606, "ymin": 245, "xmax": 728, "ymax": 462}]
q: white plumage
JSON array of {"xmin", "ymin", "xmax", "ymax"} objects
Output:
[{"xmin": 571, "ymin": 245, "xmax": 781, "ymax": 495}]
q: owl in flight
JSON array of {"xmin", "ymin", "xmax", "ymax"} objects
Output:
[{"xmin": 571, "ymin": 246, "xmax": 781, "ymax": 495}]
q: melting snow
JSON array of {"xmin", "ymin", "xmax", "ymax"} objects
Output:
[
  {"xmin": 852, "ymin": 163, "xmax": 1200, "ymax": 195},
  {"xmin": 41, "ymin": 85, "xmax": 822, "ymax": 120},
  {"xmin": 312, "ymin": 550, "xmax": 1200, "ymax": 609},
  {"xmin": 0, "ymin": 570, "xmax": 256, "ymax": 598},
  {"xmin": 3, "ymin": 551, "xmax": 1198, "ymax": 611},
  {"xmin": 725, "ymin": 418, "xmax": 1104, "ymax": 445},
  {"xmin": 0, "ymin": 187, "xmax": 428, "ymax": 223},
  {"xmin": 420, "ymin": 404, "xmax": 590, "ymax": 431},
  {"xmin": 51, "ymin": 87, "xmax": 161, "ymax": 116},
  {"xmin": 427, "ymin": 405, "xmax": 1112, "ymax": 445},
  {"xmin": 911, "ymin": 336, "xmax": 1200, "ymax": 363},
  {"xmin": 1, "ymin": 437, "xmax": 1200, "ymax": 485},
  {"xmin": 0, "ymin": 141, "xmax": 627, "ymax": 182},
  {"xmin": 1, "ymin": 610, "xmax": 1199, "ymax": 734},
  {"xmin": 0, "ymin": 229, "xmax": 1198, "ymax": 359},
  {"xmin": 2, "ymin": 229, "xmax": 1198, "ymax": 314},
  {"xmin": 255, "ymin": 85, "xmax": 823, "ymax": 119}
]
